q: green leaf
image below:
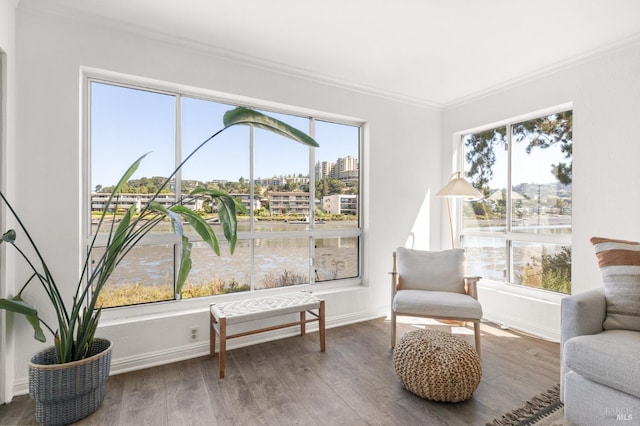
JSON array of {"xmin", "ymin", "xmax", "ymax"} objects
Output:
[
  {"xmin": 169, "ymin": 205, "xmax": 220, "ymax": 255},
  {"xmin": 231, "ymin": 195, "xmax": 248, "ymax": 214},
  {"xmin": 175, "ymin": 236, "xmax": 193, "ymax": 294},
  {"xmin": 189, "ymin": 189, "xmax": 247, "ymax": 254},
  {"xmin": 1, "ymin": 230, "xmax": 16, "ymax": 244},
  {"xmin": 148, "ymin": 201, "xmax": 184, "ymax": 236},
  {"xmin": 107, "ymin": 205, "xmax": 134, "ymax": 256},
  {"xmin": 94, "ymin": 205, "xmax": 135, "ymax": 288},
  {"xmin": 216, "ymin": 196, "xmax": 238, "ymax": 253},
  {"xmin": 74, "ymin": 307, "xmax": 101, "ymax": 361},
  {"xmin": 112, "ymin": 153, "xmax": 149, "ymax": 194},
  {"xmin": 190, "ymin": 188, "xmax": 248, "ymax": 215},
  {"xmin": 0, "ymin": 296, "xmax": 46, "ymax": 342},
  {"xmin": 149, "ymin": 202, "xmax": 197, "ymax": 293},
  {"xmin": 190, "ymin": 188, "xmax": 228, "ymax": 198},
  {"xmin": 223, "ymin": 107, "xmax": 319, "ymax": 148}
]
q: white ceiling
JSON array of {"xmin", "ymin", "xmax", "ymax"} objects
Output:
[{"xmin": 21, "ymin": 0, "xmax": 640, "ymax": 108}]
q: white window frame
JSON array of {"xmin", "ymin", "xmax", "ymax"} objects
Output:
[
  {"xmin": 0, "ymin": 50, "xmax": 8, "ymax": 405},
  {"xmin": 81, "ymin": 68, "xmax": 365, "ymax": 321},
  {"xmin": 456, "ymin": 103, "xmax": 572, "ymax": 301}
]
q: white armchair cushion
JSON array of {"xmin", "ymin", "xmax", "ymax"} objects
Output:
[
  {"xmin": 393, "ymin": 290, "xmax": 482, "ymax": 320},
  {"xmin": 396, "ymin": 247, "xmax": 465, "ymax": 293}
]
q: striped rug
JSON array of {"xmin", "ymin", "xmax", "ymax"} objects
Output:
[{"xmin": 487, "ymin": 385, "xmax": 564, "ymax": 426}]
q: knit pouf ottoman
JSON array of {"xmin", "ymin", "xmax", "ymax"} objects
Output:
[{"xmin": 393, "ymin": 329, "xmax": 482, "ymax": 402}]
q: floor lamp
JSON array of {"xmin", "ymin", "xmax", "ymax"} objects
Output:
[{"xmin": 436, "ymin": 172, "xmax": 483, "ymax": 248}]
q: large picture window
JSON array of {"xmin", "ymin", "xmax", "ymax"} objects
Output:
[
  {"xmin": 461, "ymin": 109, "xmax": 572, "ymax": 294},
  {"xmin": 88, "ymin": 79, "xmax": 362, "ymax": 308}
]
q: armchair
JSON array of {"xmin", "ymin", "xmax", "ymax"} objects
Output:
[
  {"xmin": 561, "ymin": 288, "xmax": 640, "ymax": 425},
  {"xmin": 390, "ymin": 247, "xmax": 483, "ymax": 354},
  {"xmin": 561, "ymin": 236, "xmax": 640, "ymax": 424}
]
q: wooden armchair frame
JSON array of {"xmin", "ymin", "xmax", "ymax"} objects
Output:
[{"xmin": 390, "ymin": 251, "xmax": 482, "ymax": 355}]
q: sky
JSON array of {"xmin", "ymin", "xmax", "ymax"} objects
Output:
[
  {"xmin": 464, "ymin": 132, "xmax": 570, "ymax": 189},
  {"xmin": 90, "ymin": 82, "xmax": 359, "ymax": 188}
]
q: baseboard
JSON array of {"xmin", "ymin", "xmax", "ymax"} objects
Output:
[
  {"xmin": 109, "ymin": 307, "xmax": 388, "ymax": 377},
  {"xmin": 109, "ymin": 306, "xmax": 388, "ymax": 376},
  {"xmin": 478, "ymin": 284, "xmax": 562, "ymax": 342},
  {"xmin": 482, "ymin": 313, "xmax": 561, "ymax": 342},
  {"xmin": 10, "ymin": 306, "xmax": 388, "ymax": 398}
]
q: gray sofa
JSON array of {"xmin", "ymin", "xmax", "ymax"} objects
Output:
[{"xmin": 561, "ymin": 288, "xmax": 640, "ymax": 425}]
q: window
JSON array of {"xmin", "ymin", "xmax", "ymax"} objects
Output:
[
  {"xmin": 460, "ymin": 109, "xmax": 572, "ymax": 294},
  {"xmin": 88, "ymin": 79, "xmax": 362, "ymax": 308}
]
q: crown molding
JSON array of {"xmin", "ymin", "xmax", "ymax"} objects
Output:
[
  {"xmin": 444, "ymin": 32, "xmax": 640, "ymax": 111},
  {"xmin": 17, "ymin": 0, "xmax": 640, "ymax": 113},
  {"xmin": 18, "ymin": 1, "xmax": 443, "ymax": 111}
]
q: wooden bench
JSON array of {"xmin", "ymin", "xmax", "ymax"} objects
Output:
[{"xmin": 209, "ymin": 292, "xmax": 326, "ymax": 378}]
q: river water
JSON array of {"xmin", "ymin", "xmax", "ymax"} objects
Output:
[{"xmin": 94, "ymin": 220, "xmax": 359, "ymax": 291}]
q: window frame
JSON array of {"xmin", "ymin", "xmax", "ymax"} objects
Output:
[
  {"xmin": 456, "ymin": 103, "xmax": 572, "ymax": 298},
  {"xmin": 81, "ymin": 68, "xmax": 365, "ymax": 319}
]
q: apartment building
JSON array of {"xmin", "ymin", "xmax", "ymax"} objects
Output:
[
  {"xmin": 322, "ymin": 194, "xmax": 358, "ymax": 215},
  {"xmin": 268, "ymin": 191, "xmax": 311, "ymax": 216}
]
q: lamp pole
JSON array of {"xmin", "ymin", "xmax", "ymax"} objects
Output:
[{"xmin": 436, "ymin": 172, "xmax": 483, "ymax": 249}]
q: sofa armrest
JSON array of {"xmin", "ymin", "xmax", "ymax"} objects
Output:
[{"xmin": 561, "ymin": 287, "xmax": 606, "ymax": 352}]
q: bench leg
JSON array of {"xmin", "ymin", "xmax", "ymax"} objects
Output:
[
  {"xmin": 319, "ymin": 300, "xmax": 326, "ymax": 352},
  {"xmin": 300, "ymin": 311, "xmax": 306, "ymax": 336},
  {"xmin": 219, "ymin": 317, "xmax": 227, "ymax": 378},
  {"xmin": 210, "ymin": 312, "xmax": 216, "ymax": 358}
]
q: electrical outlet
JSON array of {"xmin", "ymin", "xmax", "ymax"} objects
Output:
[{"xmin": 189, "ymin": 327, "xmax": 199, "ymax": 343}]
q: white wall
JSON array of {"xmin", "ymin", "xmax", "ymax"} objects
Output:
[
  {"xmin": 443, "ymin": 41, "xmax": 640, "ymax": 341},
  {"xmin": 11, "ymin": 2, "xmax": 639, "ymax": 402},
  {"xmin": 4, "ymin": 6, "xmax": 443, "ymax": 398},
  {"xmin": 0, "ymin": 0, "xmax": 17, "ymax": 405}
]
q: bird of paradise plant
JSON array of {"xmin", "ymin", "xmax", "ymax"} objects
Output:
[{"xmin": 0, "ymin": 107, "xmax": 319, "ymax": 363}]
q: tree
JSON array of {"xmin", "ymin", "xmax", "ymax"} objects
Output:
[
  {"xmin": 284, "ymin": 178, "xmax": 300, "ymax": 192},
  {"xmin": 341, "ymin": 181, "xmax": 358, "ymax": 195},
  {"xmin": 236, "ymin": 176, "xmax": 249, "ymax": 193},
  {"xmin": 99, "ymin": 176, "xmax": 173, "ymax": 194},
  {"xmin": 515, "ymin": 111, "xmax": 572, "ymax": 185},
  {"xmin": 316, "ymin": 177, "xmax": 345, "ymax": 197},
  {"xmin": 464, "ymin": 128, "xmax": 503, "ymax": 193},
  {"xmin": 541, "ymin": 247, "xmax": 572, "ymax": 294},
  {"xmin": 464, "ymin": 111, "xmax": 573, "ymax": 192}
]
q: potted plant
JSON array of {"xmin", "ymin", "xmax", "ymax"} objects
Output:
[{"xmin": 0, "ymin": 107, "xmax": 318, "ymax": 425}]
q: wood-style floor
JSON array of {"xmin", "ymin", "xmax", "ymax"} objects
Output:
[{"xmin": 0, "ymin": 317, "xmax": 560, "ymax": 426}]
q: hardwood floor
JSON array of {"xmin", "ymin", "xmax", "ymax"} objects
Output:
[{"xmin": 0, "ymin": 317, "xmax": 560, "ymax": 425}]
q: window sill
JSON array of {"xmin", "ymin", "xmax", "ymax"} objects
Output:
[
  {"xmin": 98, "ymin": 280, "xmax": 362, "ymax": 326},
  {"xmin": 477, "ymin": 278, "xmax": 566, "ymax": 305}
]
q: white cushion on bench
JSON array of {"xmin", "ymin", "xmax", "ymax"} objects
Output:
[{"xmin": 210, "ymin": 292, "xmax": 321, "ymax": 325}]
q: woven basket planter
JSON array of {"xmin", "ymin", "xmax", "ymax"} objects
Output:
[
  {"xmin": 28, "ymin": 338, "xmax": 113, "ymax": 425},
  {"xmin": 393, "ymin": 329, "xmax": 481, "ymax": 402}
]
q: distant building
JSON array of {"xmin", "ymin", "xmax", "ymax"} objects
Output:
[
  {"xmin": 232, "ymin": 194, "xmax": 262, "ymax": 211},
  {"xmin": 255, "ymin": 176, "xmax": 287, "ymax": 187},
  {"xmin": 255, "ymin": 175, "xmax": 310, "ymax": 189},
  {"xmin": 316, "ymin": 155, "xmax": 358, "ymax": 182},
  {"xmin": 322, "ymin": 194, "xmax": 358, "ymax": 215},
  {"xmin": 315, "ymin": 161, "xmax": 335, "ymax": 179},
  {"xmin": 269, "ymin": 191, "xmax": 311, "ymax": 215},
  {"xmin": 91, "ymin": 193, "xmax": 203, "ymax": 213},
  {"xmin": 335, "ymin": 156, "xmax": 358, "ymax": 181}
]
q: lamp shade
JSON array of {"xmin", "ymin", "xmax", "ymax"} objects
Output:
[{"xmin": 436, "ymin": 172, "xmax": 483, "ymax": 199}]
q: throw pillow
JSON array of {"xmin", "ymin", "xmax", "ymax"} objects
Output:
[
  {"xmin": 591, "ymin": 237, "xmax": 640, "ymax": 331},
  {"xmin": 396, "ymin": 247, "xmax": 465, "ymax": 293}
]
